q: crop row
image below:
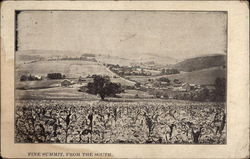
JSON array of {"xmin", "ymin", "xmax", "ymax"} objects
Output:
[{"xmin": 15, "ymin": 100, "xmax": 226, "ymax": 144}]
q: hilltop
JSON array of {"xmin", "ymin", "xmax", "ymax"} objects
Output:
[{"xmin": 173, "ymin": 54, "xmax": 226, "ymax": 72}]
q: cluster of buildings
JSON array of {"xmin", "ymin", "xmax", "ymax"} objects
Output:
[
  {"xmin": 60, "ymin": 76, "xmax": 88, "ymax": 87},
  {"xmin": 107, "ymin": 64, "xmax": 152, "ymax": 76},
  {"xmin": 144, "ymin": 81, "xmax": 215, "ymax": 93}
]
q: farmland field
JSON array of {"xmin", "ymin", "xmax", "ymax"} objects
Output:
[
  {"xmin": 15, "ymin": 99, "xmax": 226, "ymax": 144},
  {"xmin": 16, "ymin": 60, "xmax": 135, "ymax": 86},
  {"xmin": 16, "ymin": 61, "xmax": 111, "ymax": 78},
  {"xmin": 16, "ymin": 80, "xmax": 63, "ymax": 90},
  {"xmin": 16, "ymin": 87, "xmax": 155, "ymax": 101}
]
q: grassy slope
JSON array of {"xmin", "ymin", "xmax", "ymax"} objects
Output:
[{"xmin": 160, "ymin": 66, "xmax": 226, "ymax": 85}]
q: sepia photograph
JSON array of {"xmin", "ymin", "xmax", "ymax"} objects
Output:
[
  {"xmin": 14, "ymin": 10, "xmax": 227, "ymax": 144},
  {"xmin": 1, "ymin": 1, "xmax": 249, "ymax": 158}
]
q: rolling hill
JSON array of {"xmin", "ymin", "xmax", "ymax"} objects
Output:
[
  {"xmin": 96, "ymin": 53, "xmax": 178, "ymax": 66},
  {"xmin": 129, "ymin": 53, "xmax": 179, "ymax": 65},
  {"xmin": 160, "ymin": 66, "xmax": 226, "ymax": 85},
  {"xmin": 173, "ymin": 54, "xmax": 226, "ymax": 72},
  {"xmin": 129, "ymin": 66, "xmax": 226, "ymax": 85}
]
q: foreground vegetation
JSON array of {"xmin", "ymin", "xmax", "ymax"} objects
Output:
[{"xmin": 15, "ymin": 100, "xmax": 226, "ymax": 144}]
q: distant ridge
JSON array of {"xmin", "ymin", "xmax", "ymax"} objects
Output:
[
  {"xmin": 16, "ymin": 50, "xmax": 81, "ymax": 56},
  {"xmin": 122, "ymin": 53, "xmax": 179, "ymax": 65},
  {"xmin": 173, "ymin": 54, "xmax": 226, "ymax": 72}
]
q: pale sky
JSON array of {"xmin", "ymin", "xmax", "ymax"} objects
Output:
[{"xmin": 17, "ymin": 11, "xmax": 227, "ymax": 59}]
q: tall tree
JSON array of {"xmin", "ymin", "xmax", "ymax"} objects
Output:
[{"xmin": 86, "ymin": 75, "xmax": 122, "ymax": 100}]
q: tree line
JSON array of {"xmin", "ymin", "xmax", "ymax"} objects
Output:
[{"xmin": 20, "ymin": 73, "xmax": 66, "ymax": 81}]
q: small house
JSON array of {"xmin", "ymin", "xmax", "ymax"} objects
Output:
[
  {"xmin": 181, "ymin": 83, "xmax": 191, "ymax": 91},
  {"xmin": 160, "ymin": 82, "xmax": 170, "ymax": 87},
  {"xmin": 172, "ymin": 83, "xmax": 191, "ymax": 92},
  {"xmin": 34, "ymin": 75, "xmax": 42, "ymax": 80},
  {"xmin": 61, "ymin": 79, "xmax": 74, "ymax": 87},
  {"xmin": 79, "ymin": 85, "xmax": 88, "ymax": 92},
  {"xmin": 173, "ymin": 87, "xmax": 187, "ymax": 92},
  {"xmin": 189, "ymin": 84, "xmax": 196, "ymax": 90}
]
